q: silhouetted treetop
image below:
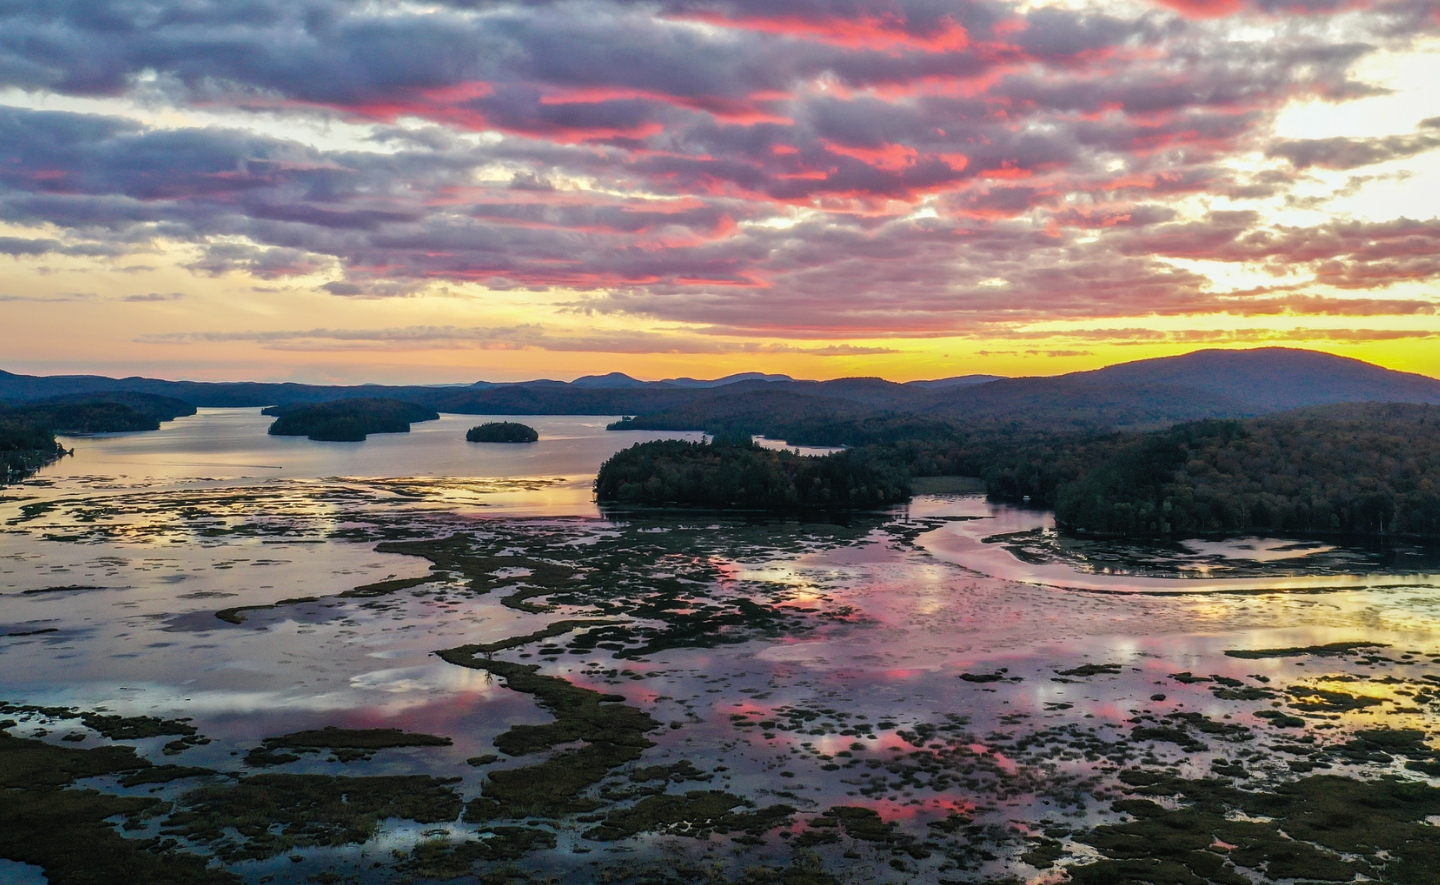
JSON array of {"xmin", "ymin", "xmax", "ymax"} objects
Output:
[
  {"xmin": 594, "ymin": 437, "xmax": 910, "ymax": 511},
  {"xmin": 467, "ymin": 422, "xmax": 539, "ymax": 443},
  {"xmin": 265, "ymin": 399, "xmax": 439, "ymax": 442},
  {"xmin": 1054, "ymin": 403, "xmax": 1440, "ymax": 538}
]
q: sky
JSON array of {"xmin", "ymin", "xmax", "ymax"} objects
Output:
[{"xmin": 0, "ymin": 0, "xmax": 1438, "ymax": 384}]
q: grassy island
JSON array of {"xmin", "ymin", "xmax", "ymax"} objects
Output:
[
  {"xmin": 467, "ymin": 421, "xmax": 539, "ymax": 443},
  {"xmin": 264, "ymin": 398, "xmax": 439, "ymax": 442},
  {"xmin": 594, "ymin": 437, "xmax": 909, "ymax": 510}
]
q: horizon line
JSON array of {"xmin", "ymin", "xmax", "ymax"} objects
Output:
[{"xmin": 7, "ymin": 345, "xmax": 1440, "ymax": 388}]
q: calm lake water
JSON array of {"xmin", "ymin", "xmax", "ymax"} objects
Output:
[{"xmin": 4, "ymin": 409, "xmax": 1440, "ymax": 884}]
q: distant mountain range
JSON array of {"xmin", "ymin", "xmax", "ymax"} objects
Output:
[
  {"xmin": 3, "ymin": 349, "xmax": 1438, "ymax": 431},
  {"xmin": 471, "ymin": 370, "xmax": 1000, "ymax": 390}
]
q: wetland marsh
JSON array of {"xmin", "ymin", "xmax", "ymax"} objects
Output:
[{"xmin": 4, "ymin": 409, "xmax": 1440, "ymax": 884}]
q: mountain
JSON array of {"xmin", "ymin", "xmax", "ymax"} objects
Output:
[
  {"xmin": 912, "ymin": 348, "xmax": 1440, "ymax": 429},
  {"xmin": 2, "ymin": 349, "xmax": 1436, "ymax": 428},
  {"xmin": 570, "ymin": 372, "xmax": 649, "ymax": 389},
  {"xmin": 523, "ymin": 371, "xmax": 797, "ymax": 389},
  {"xmin": 662, "ymin": 372, "xmax": 794, "ymax": 387},
  {"xmin": 1072, "ymin": 347, "xmax": 1440, "ymax": 411},
  {"xmin": 609, "ymin": 349, "xmax": 1440, "ymax": 439},
  {"xmin": 904, "ymin": 374, "xmax": 1003, "ymax": 389},
  {"xmin": 0, "ymin": 369, "xmax": 345, "ymax": 407}
]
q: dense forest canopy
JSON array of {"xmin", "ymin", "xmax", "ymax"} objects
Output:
[
  {"xmin": 0, "ymin": 393, "xmax": 196, "ymax": 483},
  {"xmin": 594, "ymin": 437, "xmax": 910, "ymax": 511},
  {"xmin": 613, "ymin": 409, "xmax": 1125, "ymax": 510},
  {"xmin": 610, "ymin": 402, "xmax": 1440, "ymax": 539},
  {"xmin": 264, "ymin": 399, "xmax": 440, "ymax": 442},
  {"xmin": 1054, "ymin": 403, "xmax": 1440, "ymax": 538},
  {"xmin": 27, "ymin": 393, "xmax": 196, "ymax": 426},
  {"xmin": 0, "ymin": 416, "xmax": 64, "ymax": 482},
  {"xmin": 11, "ymin": 402, "xmax": 160, "ymax": 434},
  {"xmin": 466, "ymin": 422, "xmax": 539, "ymax": 443},
  {"xmin": 2, "ymin": 393, "xmax": 194, "ymax": 434}
]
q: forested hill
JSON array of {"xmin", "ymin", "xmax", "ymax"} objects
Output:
[
  {"xmin": 609, "ymin": 349, "xmax": 1440, "ymax": 437},
  {"xmin": 1072, "ymin": 348, "xmax": 1440, "ymax": 413},
  {"xmin": 1053, "ymin": 403, "xmax": 1440, "ymax": 538},
  {"xmin": 5, "ymin": 349, "xmax": 1440, "ymax": 432}
]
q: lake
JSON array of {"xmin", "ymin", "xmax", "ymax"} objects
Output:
[{"xmin": 4, "ymin": 408, "xmax": 1440, "ymax": 885}]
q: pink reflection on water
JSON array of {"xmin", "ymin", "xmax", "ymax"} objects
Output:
[
  {"xmin": 919, "ymin": 504, "xmax": 1440, "ymax": 594},
  {"xmin": 852, "ymin": 795, "xmax": 973, "ymax": 821}
]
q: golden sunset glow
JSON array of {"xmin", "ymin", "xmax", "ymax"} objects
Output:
[{"xmin": 0, "ymin": 2, "xmax": 1437, "ymax": 382}]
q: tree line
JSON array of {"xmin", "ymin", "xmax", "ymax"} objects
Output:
[
  {"xmin": 1053, "ymin": 403, "xmax": 1440, "ymax": 538},
  {"xmin": 609, "ymin": 401, "xmax": 1440, "ymax": 538},
  {"xmin": 594, "ymin": 436, "xmax": 911, "ymax": 511}
]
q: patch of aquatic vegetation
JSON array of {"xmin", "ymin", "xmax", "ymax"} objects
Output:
[
  {"xmin": 983, "ymin": 526, "xmax": 1440, "ymax": 580},
  {"xmin": 403, "ymin": 826, "xmax": 555, "ymax": 879},
  {"xmin": 727, "ymin": 704, "xmax": 885, "ymax": 740},
  {"xmin": 0, "ymin": 728, "xmax": 236, "ymax": 884},
  {"xmin": 192, "ymin": 512, "xmax": 875, "ymax": 662},
  {"xmin": 342, "ymin": 475, "xmax": 563, "ymax": 503},
  {"xmin": 19, "ymin": 583, "xmax": 108, "ymax": 595},
  {"xmin": 1055, "ymin": 662, "xmax": 1123, "ymax": 678},
  {"xmin": 1068, "ymin": 770, "xmax": 1440, "ymax": 884},
  {"xmin": 12, "ymin": 645, "xmax": 1440, "ymax": 884},
  {"xmin": 247, "ymin": 726, "xmax": 452, "ymax": 764},
  {"xmin": 165, "ymin": 773, "xmax": 464, "ymax": 862},
  {"xmin": 583, "ymin": 790, "xmax": 795, "ymax": 841},
  {"xmin": 374, "ymin": 517, "xmax": 880, "ymax": 658},
  {"xmin": 0, "ymin": 708, "xmax": 463, "ymax": 875},
  {"xmin": 1225, "ymin": 640, "xmax": 1390, "ymax": 659},
  {"xmin": 435, "ymin": 654, "xmax": 661, "ymax": 818},
  {"xmin": 1, "ymin": 476, "xmax": 566, "ymax": 544},
  {"xmin": 0, "ymin": 701, "xmax": 209, "ymax": 754}
]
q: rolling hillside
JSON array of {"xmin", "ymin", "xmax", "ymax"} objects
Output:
[{"xmin": 3, "ymin": 349, "xmax": 1438, "ymax": 432}]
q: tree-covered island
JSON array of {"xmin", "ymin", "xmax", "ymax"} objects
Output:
[
  {"xmin": 1, "ymin": 393, "xmax": 198, "ymax": 483},
  {"xmin": 264, "ymin": 398, "xmax": 440, "ymax": 442},
  {"xmin": 467, "ymin": 421, "xmax": 539, "ymax": 442},
  {"xmin": 594, "ymin": 436, "xmax": 910, "ymax": 511}
]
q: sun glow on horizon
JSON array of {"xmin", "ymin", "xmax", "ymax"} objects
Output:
[{"xmin": 0, "ymin": 1, "xmax": 1436, "ymax": 384}]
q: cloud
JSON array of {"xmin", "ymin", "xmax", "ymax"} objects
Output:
[
  {"xmin": 1267, "ymin": 124, "xmax": 1440, "ymax": 170},
  {"xmin": 979, "ymin": 327, "xmax": 1440, "ymax": 345},
  {"xmin": 121, "ymin": 292, "xmax": 186, "ymax": 302},
  {"xmin": 0, "ymin": 0, "xmax": 1435, "ymax": 343},
  {"xmin": 0, "ymin": 291, "xmax": 97, "ymax": 302},
  {"xmin": 0, "ymin": 290, "xmax": 185, "ymax": 303},
  {"xmin": 137, "ymin": 325, "xmax": 900, "ymax": 355}
]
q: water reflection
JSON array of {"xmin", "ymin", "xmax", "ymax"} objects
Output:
[
  {"xmin": 6, "ymin": 414, "xmax": 1440, "ymax": 884},
  {"xmin": 918, "ymin": 501, "xmax": 1440, "ymax": 594},
  {"xmin": 42, "ymin": 408, "xmax": 704, "ymax": 516}
]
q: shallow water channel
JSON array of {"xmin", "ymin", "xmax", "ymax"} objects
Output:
[{"xmin": 3, "ymin": 409, "xmax": 1440, "ymax": 885}]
